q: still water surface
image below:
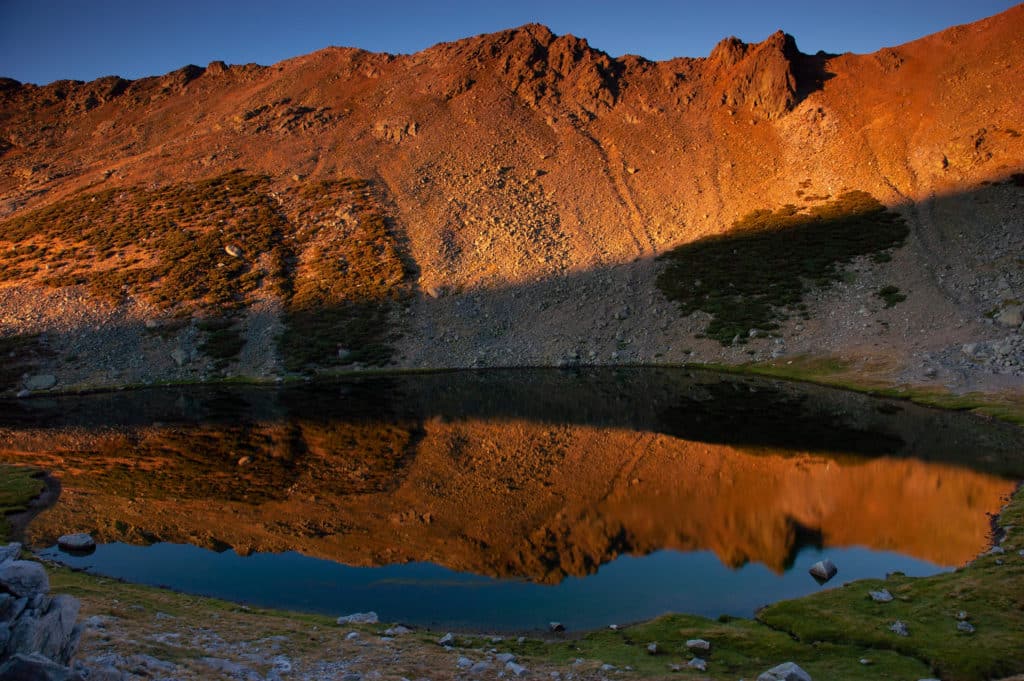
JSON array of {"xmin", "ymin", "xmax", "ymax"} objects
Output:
[{"xmin": 3, "ymin": 368, "xmax": 1022, "ymax": 630}]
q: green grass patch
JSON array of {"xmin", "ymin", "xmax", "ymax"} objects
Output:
[
  {"xmin": 701, "ymin": 356, "xmax": 1024, "ymax": 425},
  {"xmin": 875, "ymin": 285, "xmax": 906, "ymax": 308},
  {"xmin": 657, "ymin": 191, "xmax": 908, "ymax": 345},
  {"xmin": 758, "ymin": 542, "xmax": 1024, "ymax": 681},
  {"xmin": 0, "ymin": 464, "xmax": 46, "ymax": 541}
]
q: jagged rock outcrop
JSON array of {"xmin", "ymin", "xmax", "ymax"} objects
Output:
[
  {"xmin": 710, "ymin": 30, "xmax": 801, "ymax": 118},
  {"xmin": 0, "ymin": 544, "xmax": 84, "ymax": 680}
]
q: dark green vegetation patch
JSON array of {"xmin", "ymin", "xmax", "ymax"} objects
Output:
[
  {"xmin": 876, "ymin": 285, "xmax": 907, "ymax": 308},
  {"xmin": 0, "ymin": 464, "xmax": 45, "ymax": 541},
  {"xmin": 657, "ymin": 191, "xmax": 908, "ymax": 345}
]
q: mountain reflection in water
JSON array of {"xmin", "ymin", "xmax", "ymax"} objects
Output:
[{"xmin": 1, "ymin": 368, "xmax": 1020, "ymax": 587}]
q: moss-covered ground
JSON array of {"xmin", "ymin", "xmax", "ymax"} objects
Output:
[{"xmin": 0, "ymin": 464, "xmax": 45, "ymax": 541}]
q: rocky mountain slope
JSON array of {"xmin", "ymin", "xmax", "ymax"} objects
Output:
[{"xmin": 1, "ymin": 6, "xmax": 1022, "ymax": 394}]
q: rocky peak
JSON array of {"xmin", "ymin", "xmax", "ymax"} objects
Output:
[
  {"xmin": 708, "ymin": 29, "xmax": 803, "ymax": 119},
  {"xmin": 465, "ymin": 24, "xmax": 624, "ymax": 117}
]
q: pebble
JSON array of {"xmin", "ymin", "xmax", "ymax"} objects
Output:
[
  {"xmin": 688, "ymin": 657, "xmax": 708, "ymax": 671},
  {"xmin": 889, "ymin": 620, "xmax": 910, "ymax": 637},
  {"xmin": 869, "ymin": 589, "xmax": 893, "ymax": 603},
  {"xmin": 506, "ymin": 661, "xmax": 527, "ymax": 677}
]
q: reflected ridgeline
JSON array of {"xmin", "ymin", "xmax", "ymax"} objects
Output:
[{"xmin": 0, "ymin": 368, "xmax": 1020, "ymax": 581}]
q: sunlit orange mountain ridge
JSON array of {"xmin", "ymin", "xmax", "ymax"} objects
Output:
[{"xmin": 0, "ymin": 6, "xmax": 1021, "ymax": 393}]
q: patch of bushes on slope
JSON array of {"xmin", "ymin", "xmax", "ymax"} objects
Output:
[
  {"xmin": 0, "ymin": 171, "xmax": 290, "ymax": 313},
  {"xmin": 276, "ymin": 179, "xmax": 411, "ymax": 371},
  {"xmin": 657, "ymin": 191, "xmax": 908, "ymax": 345},
  {"xmin": 0, "ymin": 173, "xmax": 413, "ymax": 371}
]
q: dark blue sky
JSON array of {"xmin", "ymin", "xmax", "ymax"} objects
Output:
[{"xmin": 1, "ymin": 1, "xmax": 1018, "ymax": 85}]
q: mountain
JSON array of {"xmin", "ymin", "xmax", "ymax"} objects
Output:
[{"xmin": 0, "ymin": 6, "xmax": 1022, "ymax": 395}]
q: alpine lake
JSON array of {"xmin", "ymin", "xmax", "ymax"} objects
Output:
[{"xmin": 2, "ymin": 367, "xmax": 1022, "ymax": 632}]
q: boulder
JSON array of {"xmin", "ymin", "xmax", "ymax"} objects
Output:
[
  {"xmin": 7, "ymin": 594, "xmax": 82, "ymax": 665},
  {"xmin": 0, "ymin": 653, "xmax": 84, "ymax": 680},
  {"xmin": 0, "ymin": 560, "xmax": 49, "ymax": 598},
  {"xmin": 335, "ymin": 611, "xmax": 377, "ymax": 625},
  {"xmin": 0, "ymin": 542, "xmax": 22, "ymax": 565},
  {"xmin": 686, "ymin": 638, "xmax": 711, "ymax": 650},
  {"xmin": 22, "ymin": 375, "xmax": 56, "ymax": 391},
  {"xmin": 57, "ymin": 534, "xmax": 95, "ymax": 554},
  {"xmin": 549, "ymin": 621, "xmax": 565, "ymax": 632},
  {"xmin": 757, "ymin": 662, "xmax": 813, "ymax": 681},
  {"xmin": 997, "ymin": 304, "xmax": 1022, "ymax": 327},
  {"xmin": 808, "ymin": 559, "xmax": 837, "ymax": 583}
]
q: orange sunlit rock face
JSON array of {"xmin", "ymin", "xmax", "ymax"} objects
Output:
[{"xmin": 4, "ymin": 416, "xmax": 1012, "ymax": 583}]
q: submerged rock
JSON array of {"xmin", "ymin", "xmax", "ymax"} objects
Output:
[
  {"xmin": 57, "ymin": 534, "xmax": 95, "ymax": 554},
  {"xmin": 23, "ymin": 375, "xmax": 56, "ymax": 391},
  {"xmin": 808, "ymin": 559, "xmax": 838, "ymax": 583}
]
